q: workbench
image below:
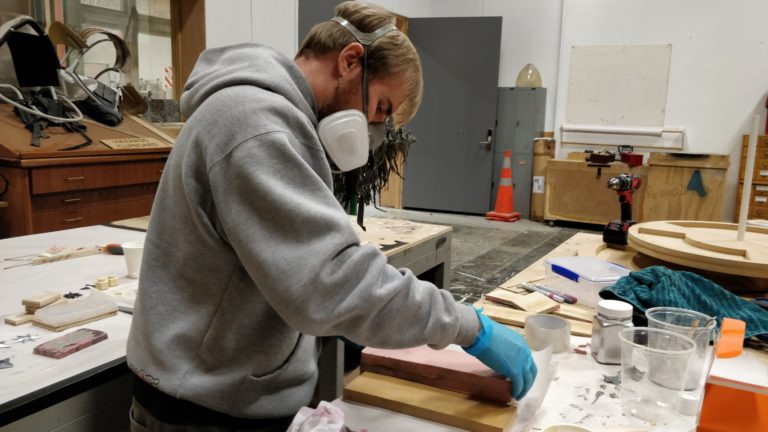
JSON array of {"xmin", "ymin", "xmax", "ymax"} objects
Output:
[
  {"xmin": 0, "ymin": 105, "xmax": 175, "ymax": 239},
  {"xmin": 334, "ymin": 232, "xmax": 768, "ymax": 432},
  {"xmin": 0, "ymin": 216, "xmax": 452, "ymax": 430}
]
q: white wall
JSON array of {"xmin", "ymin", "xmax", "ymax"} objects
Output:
[
  {"xmin": 206, "ymin": 0, "xmax": 297, "ymax": 58},
  {"xmin": 206, "ymin": 0, "xmax": 563, "ymax": 127},
  {"xmin": 555, "ymin": 0, "xmax": 768, "ymax": 221},
  {"xmin": 204, "ymin": 0, "xmax": 768, "ymax": 221}
]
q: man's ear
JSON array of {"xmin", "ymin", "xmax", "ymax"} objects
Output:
[{"xmin": 337, "ymin": 42, "xmax": 364, "ymax": 77}]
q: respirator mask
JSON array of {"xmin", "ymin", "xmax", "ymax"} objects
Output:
[{"xmin": 317, "ymin": 17, "xmax": 396, "ymax": 172}]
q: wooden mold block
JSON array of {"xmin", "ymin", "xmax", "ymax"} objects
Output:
[
  {"xmin": 361, "ymin": 345, "xmax": 511, "ymax": 403},
  {"xmin": 344, "ymin": 372, "xmax": 514, "ymax": 432}
]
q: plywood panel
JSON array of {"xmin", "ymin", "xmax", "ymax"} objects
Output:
[
  {"xmin": 643, "ymin": 166, "xmax": 726, "ymax": 222},
  {"xmin": 544, "ymin": 159, "xmax": 647, "ymax": 225}
]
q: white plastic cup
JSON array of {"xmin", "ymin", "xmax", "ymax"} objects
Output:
[
  {"xmin": 524, "ymin": 314, "xmax": 571, "ymax": 353},
  {"xmin": 122, "ymin": 241, "xmax": 144, "ymax": 279},
  {"xmin": 618, "ymin": 327, "xmax": 696, "ymax": 422}
]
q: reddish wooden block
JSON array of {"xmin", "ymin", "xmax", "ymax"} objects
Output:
[
  {"xmin": 33, "ymin": 328, "xmax": 108, "ymax": 359},
  {"xmin": 360, "ymin": 345, "xmax": 511, "ymax": 403}
]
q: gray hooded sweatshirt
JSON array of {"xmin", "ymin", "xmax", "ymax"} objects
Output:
[{"xmin": 126, "ymin": 43, "xmax": 478, "ymax": 419}]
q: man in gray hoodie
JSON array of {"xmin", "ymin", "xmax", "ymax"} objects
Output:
[{"xmin": 127, "ymin": 2, "xmax": 536, "ymax": 431}]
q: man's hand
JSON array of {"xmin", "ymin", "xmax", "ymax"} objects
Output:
[{"xmin": 463, "ymin": 308, "xmax": 537, "ymax": 400}]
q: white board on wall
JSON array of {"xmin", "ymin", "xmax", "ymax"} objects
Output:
[{"xmin": 566, "ymin": 44, "xmax": 672, "ymax": 127}]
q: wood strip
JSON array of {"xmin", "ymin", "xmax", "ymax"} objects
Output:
[
  {"xmin": 32, "ymin": 311, "xmax": 117, "ymax": 332},
  {"xmin": 5, "ymin": 313, "xmax": 34, "ymax": 326},
  {"xmin": 552, "ymin": 303, "xmax": 595, "ymax": 323},
  {"xmin": 360, "ymin": 346, "xmax": 510, "ymax": 403},
  {"xmin": 476, "ymin": 300, "xmax": 592, "ymax": 337},
  {"xmin": 344, "ymin": 372, "xmax": 514, "ymax": 432},
  {"xmin": 21, "ymin": 292, "xmax": 61, "ymax": 308},
  {"xmin": 485, "ymin": 289, "xmax": 559, "ymax": 314}
]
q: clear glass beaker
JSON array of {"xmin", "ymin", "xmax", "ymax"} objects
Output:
[
  {"xmin": 619, "ymin": 327, "xmax": 696, "ymax": 422},
  {"xmin": 645, "ymin": 307, "xmax": 717, "ymax": 394}
]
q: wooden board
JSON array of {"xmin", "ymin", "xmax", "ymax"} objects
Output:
[
  {"xmin": 552, "ymin": 303, "xmax": 595, "ymax": 323},
  {"xmin": 643, "ymin": 161, "xmax": 726, "ymax": 222},
  {"xmin": 21, "ymin": 292, "xmax": 61, "ymax": 308},
  {"xmin": 628, "ymin": 221, "xmax": 768, "ymax": 278},
  {"xmin": 475, "ymin": 300, "xmax": 592, "ymax": 337},
  {"xmin": 344, "ymin": 372, "xmax": 515, "ymax": 432},
  {"xmin": 5, "ymin": 313, "xmax": 34, "ymax": 325},
  {"xmin": 485, "ymin": 289, "xmax": 559, "ymax": 314},
  {"xmin": 32, "ymin": 311, "xmax": 118, "ymax": 332},
  {"xmin": 0, "ymin": 105, "xmax": 173, "ymax": 160},
  {"xmin": 360, "ymin": 346, "xmax": 511, "ymax": 403},
  {"xmin": 544, "ymin": 158, "xmax": 648, "ymax": 225}
]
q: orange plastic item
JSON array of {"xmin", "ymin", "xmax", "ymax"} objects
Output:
[
  {"xmin": 698, "ymin": 383, "xmax": 768, "ymax": 432},
  {"xmin": 715, "ymin": 318, "xmax": 746, "ymax": 358},
  {"xmin": 486, "ymin": 150, "xmax": 521, "ymax": 222}
]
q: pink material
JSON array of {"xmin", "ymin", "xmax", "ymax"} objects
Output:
[
  {"xmin": 33, "ymin": 328, "xmax": 108, "ymax": 359},
  {"xmin": 363, "ymin": 346, "xmax": 497, "ymax": 376},
  {"xmin": 361, "ymin": 345, "xmax": 511, "ymax": 403}
]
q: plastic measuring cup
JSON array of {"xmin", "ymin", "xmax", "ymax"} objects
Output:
[
  {"xmin": 645, "ymin": 307, "xmax": 717, "ymax": 394},
  {"xmin": 619, "ymin": 327, "xmax": 696, "ymax": 422}
]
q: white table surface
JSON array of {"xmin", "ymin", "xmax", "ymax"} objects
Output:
[
  {"xmin": 335, "ymin": 335, "xmax": 698, "ymax": 432},
  {"xmin": 1, "ymin": 226, "xmax": 762, "ymax": 431},
  {"xmin": 0, "ymin": 225, "xmax": 145, "ymax": 413}
]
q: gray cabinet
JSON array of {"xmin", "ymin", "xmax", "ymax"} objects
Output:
[{"xmin": 492, "ymin": 87, "xmax": 546, "ymax": 219}]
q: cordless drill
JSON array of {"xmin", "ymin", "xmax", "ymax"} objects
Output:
[{"xmin": 603, "ymin": 173, "xmax": 642, "ymax": 247}]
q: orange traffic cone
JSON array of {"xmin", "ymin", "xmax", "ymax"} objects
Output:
[{"xmin": 486, "ymin": 150, "xmax": 521, "ymax": 222}]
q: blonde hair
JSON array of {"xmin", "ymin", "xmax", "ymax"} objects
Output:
[{"xmin": 296, "ymin": 1, "xmax": 423, "ymax": 126}]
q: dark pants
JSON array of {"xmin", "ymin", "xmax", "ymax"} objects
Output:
[
  {"xmin": 130, "ymin": 374, "xmax": 293, "ymax": 432},
  {"xmin": 129, "ymin": 398, "xmax": 292, "ymax": 432}
]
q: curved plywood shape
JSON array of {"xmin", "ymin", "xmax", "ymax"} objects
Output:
[{"xmin": 628, "ymin": 221, "xmax": 768, "ymax": 278}]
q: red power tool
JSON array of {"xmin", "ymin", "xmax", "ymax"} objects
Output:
[{"xmin": 603, "ymin": 173, "xmax": 642, "ymax": 247}]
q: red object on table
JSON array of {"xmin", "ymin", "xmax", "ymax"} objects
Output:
[
  {"xmin": 620, "ymin": 152, "xmax": 644, "ymax": 167},
  {"xmin": 33, "ymin": 328, "xmax": 108, "ymax": 359}
]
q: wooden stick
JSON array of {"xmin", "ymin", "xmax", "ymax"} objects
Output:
[{"xmin": 738, "ymin": 114, "xmax": 760, "ymax": 241}]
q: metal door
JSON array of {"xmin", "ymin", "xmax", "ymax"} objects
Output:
[
  {"xmin": 403, "ymin": 17, "xmax": 502, "ymax": 214},
  {"xmin": 492, "ymin": 88, "xmax": 547, "ymax": 219}
]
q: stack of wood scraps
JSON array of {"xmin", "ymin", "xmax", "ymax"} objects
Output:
[
  {"xmin": 479, "ymin": 284, "xmax": 595, "ymax": 337},
  {"xmin": 4, "ymin": 292, "xmax": 62, "ymax": 326},
  {"xmin": 32, "ymin": 291, "xmax": 118, "ymax": 332}
]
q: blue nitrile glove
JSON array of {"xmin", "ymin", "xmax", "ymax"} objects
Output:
[{"xmin": 463, "ymin": 308, "xmax": 537, "ymax": 400}]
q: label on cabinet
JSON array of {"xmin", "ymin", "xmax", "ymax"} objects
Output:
[{"xmin": 102, "ymin": 137, "xmax": 171, "ymax": 149}]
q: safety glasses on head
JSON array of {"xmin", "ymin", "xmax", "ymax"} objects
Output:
[{"xmin": 316, "ymin": 16, "xmax": 397, "ymax": 172}]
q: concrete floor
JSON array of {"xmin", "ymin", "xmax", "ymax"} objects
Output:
[{"xmin": 365, "ymin": 206, "xmax": 599, "ymax": 303}]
